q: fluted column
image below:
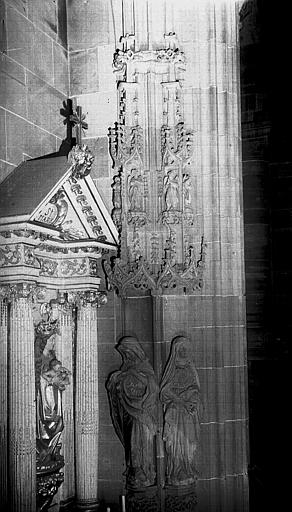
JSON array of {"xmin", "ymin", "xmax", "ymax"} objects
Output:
[
  {"xmin": 53, "ymin": 300, "xmax": 75, "ymax": 510},
  {"xmin": 9, "ymin": 284, "xmax": 36, "ymax": 512},
  {"xmin": 75, "ymin": 291, "xmax": 107, "ymax": 511},
  {"xmin": 0, "ymin": 298, "xmax": 8, "ymax": 508}
]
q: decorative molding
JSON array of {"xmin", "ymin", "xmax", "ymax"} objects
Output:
[{"xmin": 104, "ymin": 237, "xmax": 206, "ymax": 297}]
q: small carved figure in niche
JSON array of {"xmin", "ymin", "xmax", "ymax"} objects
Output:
[
  {"xmin": 164, "ymin": 166, "xmax": 179, "ymax": 211},
  {"xmin": 128, "ymin": 168, "xmax": 144, "ymax": 211},
  {"xmin": 35, "ymin": 319, "xmax": 70, "ymax": 465},
  {"xmin": 107, "ymin": 336, "xmax": 159, "ymax": 489},
  {"xmin": 112, "ymin": 175, "xmax": 122, "ymax": 209},
  {"xmin": 182, "ymin": 173, "xmax": 192, "ymax": 209},
  {"xmin": 50, "ymin": 190, "xmax": 68, "ymax": 228},
  {"xmin": 160, "ymin": 336, "xmax": 201, "ymax": 487}
]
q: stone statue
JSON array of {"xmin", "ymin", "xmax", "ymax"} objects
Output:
[
  {"xmin": 160, "ymin": 336, "xmax": 201, "ymax": 487},
  {"xmin": 164, "ymin": 167, "xmax": 179, "ymax": 211},
  {"xmin": 128, "ymin": 168, "xmax": 144, "ymax": 211},
  {"xmin": 107, "ymin": 336, "xmax": 159, "ymax": 489},
  {"xmin": 182, "ymin": 173, "xmax": 192, "ymax": 209},
  {"xmin": 35, "ymin": 324, "xmax": 70, "ymax": 465}
]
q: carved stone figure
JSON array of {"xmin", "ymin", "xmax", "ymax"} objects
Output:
[
  {"xmin": 128, "ymin": 168, "xmax": 144, "ymax": 211},
  {"xmin": 35, "ymin": 317, "xmax": 70, "ymax": 466},
  {"xmin": 160, "ymin": 336, "xmax": 201, "ymax": 487},
  {"xmin": 107, "ymin": 336, "xmax": 159, "ymax": 489},
  {"xmin": 164, "ymin": 167, "xmax": 179, "ymax": 211},
  {"xmin": 182, "ymin": 173, "xmax": 192, "ymax": 210}
]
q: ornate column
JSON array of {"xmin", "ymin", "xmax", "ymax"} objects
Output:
[
  {"xmin": 8, "ymin": 283, "xmax": 37, "ymax": 512},
  {"xmin": 53, "ymin": 298, "xmax": 76, "ymax": 510},
  {"xmin": 74, "ymin": 290, "xmax": 107, "ymax": 511},
  {"xmin": 0, "ymin": 296, "xmax": 8, "ymax": 508}
]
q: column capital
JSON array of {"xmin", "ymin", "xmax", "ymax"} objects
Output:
[
  {"xmin": 0, "ymin": 282, "xmax": 46, "ymax": 302},
  {"xmin": 67, "ymin": 290, "xmax": 107, "ymax": 308}
]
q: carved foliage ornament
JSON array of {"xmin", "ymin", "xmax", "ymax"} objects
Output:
[{"xmin": 0, "ymin": 282, "xmax": 46, "ymax": 302}]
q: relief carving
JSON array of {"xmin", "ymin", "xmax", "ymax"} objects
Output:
[
  {"xmin": 160, "ymin": 336, "xmax": 201, "ymax": 487},
  {"xmin": 107, "ymin": 336, "xmax": 159, "ymax": 489},
  {"xmin": 0, "ymin": 244, "xmax": 22, "ymax": 266},
  {"xmin": 68, "ymin": 144, "xmax": 94, "ymax": 180}
]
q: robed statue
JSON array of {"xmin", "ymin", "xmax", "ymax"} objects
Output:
[
  {"xmin": 35, "ymin": 320, "xmax": 70, "ymax": 466},
  {"xmin": 107, "ymin": 336, "xmax": 159, "ymax": 489},
  {"xmin": 160, "ymin": 336, "xmax": 201, "ymax": 487}
]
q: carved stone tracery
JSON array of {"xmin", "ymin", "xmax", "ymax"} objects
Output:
[{"xmin": 107, "ymin": 36, "xmax": 204, "ymax": 295}]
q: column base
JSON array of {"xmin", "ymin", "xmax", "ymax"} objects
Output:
[{"xmin": 76, "ymin": 499, "xmax": 100, "ymax": 511}]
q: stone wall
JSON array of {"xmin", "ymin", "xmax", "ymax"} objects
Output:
[{"xmin": 0, "ymin": 0, "xmax": 68, "ymax": 183}]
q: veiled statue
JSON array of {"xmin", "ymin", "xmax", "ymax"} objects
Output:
[
  {"xmin": 164, "ymin": 167, "xmax": 179, "ymax": 211},
  {"xmin": 160, "ymin": 336, "xmax": 201, "ymax": 487},
  {"xmin": 107, "ymin": 336, "xmax": 159, "ymax": 489}
]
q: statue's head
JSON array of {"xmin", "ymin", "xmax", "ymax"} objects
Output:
[
  {"xmin": 117, "ymin": 336, "xmax": 147, "ymax": 364},
  {"xmin": 171, "ymin": 336, "xmax": 192, "ymax": 366}
]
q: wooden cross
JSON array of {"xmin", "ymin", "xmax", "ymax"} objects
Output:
[{"xmin": 70, "ymin": 105, "xmax": 88, "ymax": 145}]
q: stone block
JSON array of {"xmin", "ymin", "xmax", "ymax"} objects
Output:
[
  {"xmin": 98, "ymin": 425, "xmax": 124, "ymax": 480},
  {"xmin": 97, "ymin": 44, "xmax": 116, "ymax": 94},
  {"xmin": 0, "ymin": 55, "xmax": 27, "ymax": 117},
  {"xmin": 97, "ymin": 479, "xmax": 123, "ymax": 510},
  {"xmin": 6, "ymin": 5, "xmax": 34, "ymax": 71},
  {"xmin": 57, "ymin": 0, "xmax": 67, "ymax": 48},
  {"xmin": 0, "ymin": 109, "xmax": 6, "ymax": 161},
  {"xmin": 0, "ymin": 159, "xmax": 15, "ymax": 184},
  {"xmin": 98, "ymin": 338, "xmax": 121, "ymax": 383},
  {"xmin": 197, "ymin": 477, "xmax": 224, "ymax": 512},
  {"xmin": 224, "ymin": 421, "xmax": 248, "ymax": 475},
  {"xmin": 27, "ymin": 0, "xmax": 57, "ymax": 40},
  {"xmin": 82, "ymin": 137, "xmax": 110, "ymax": 180},
  {"xmin": 199, "ymin": 422, "xmax": 225, "ymax": 478},
  {"xmin": 73, "ymin": 91, "xmax": 116, "ymax": 137},
  {"xmin": 26, "ymin": 71, "xmax": 66, "ymax": 138},
  {"xmin": 67, "ymin": 0, "xmax": 110, "ymax": 51},
  {"xmin": 32, "ymin": 27, "xmax": 54, "ymax": 86},
  {"xmin": 6, "ymin": 111, "xmax": 57, "ymax": 164},
  {"xmin": 124, "ymin": 296, "xmax": 153, "ymax": 343},
  {"xmin": 70, "ymin": 49, "xmax": 98, "ymax": 96},
  {"xmin": 98, "ymin": 386, "xmax": 113, "ymax": 427},
  {"xmin": 0, "ymin": 1, "xmax": 7, "ymax": 54},
  {"xmin": 198, "ymin": 367, "xmax": 226, "ymax": 423},
  {"xmin": 5, "ymin": 0, "xmax": 28, "ymax": 16},
  {"xmin": 53, "ymin": 43, "xmax": 69, "ymax": 95},
  {"xmin": 191, "ymin": 325, "xmax": 246, "ymax": 369}
]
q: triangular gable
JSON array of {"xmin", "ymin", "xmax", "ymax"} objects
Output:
[
  {"xmin": 30, "ymin": 174, "xmax": 119, "ymax": 247},
  {"xmin": 0, "ymin": 147, "xmax": 119, "ymax": 250}
]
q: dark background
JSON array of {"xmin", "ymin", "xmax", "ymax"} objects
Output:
[{"xmin": 240, "ymin": 1, "xmax": 290, "ymax": 509}]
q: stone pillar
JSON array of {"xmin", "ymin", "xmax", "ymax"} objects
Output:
[
  {"xmin": 0, "ymin": 298, "xmax": 8, "ymax": 508},
  {"xmin": 75, "ymin": 291, "xmax": 106, "ymax": 511},
  {"xmin": 9, "ymin": 284, "xmax": 36, "ymax": 512},
  {"xmin": 54, "ymin": 300, "xmax": 75, "ymax": 510}
]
